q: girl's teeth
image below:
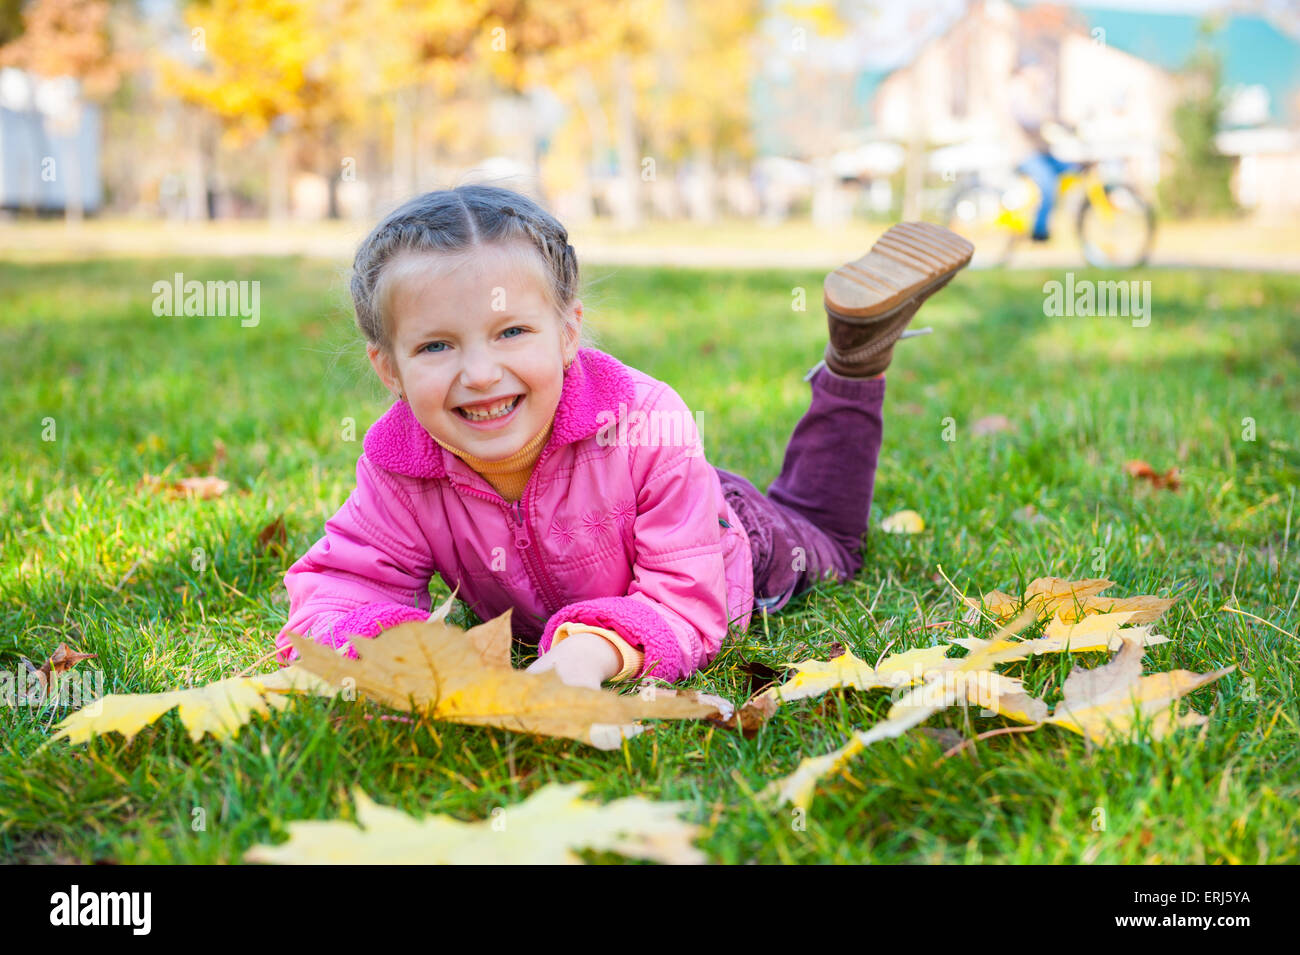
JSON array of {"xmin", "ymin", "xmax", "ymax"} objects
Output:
[{"xmin": 460, "ymin": 396, "xmax": 518, "ymax": 420}]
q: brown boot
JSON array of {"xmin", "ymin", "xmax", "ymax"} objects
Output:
[{"xmin": 822, "ymin": 222, "xmax": 974, "ymax": 377}]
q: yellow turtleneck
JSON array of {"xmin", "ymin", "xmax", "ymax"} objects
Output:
[
  {"xmin": 431, "ymin": 417, "xmax": 553, "ymax": 503},
  {"xmin": 430, "ymin": 415, "xmax": 645, "ymax": 682}
]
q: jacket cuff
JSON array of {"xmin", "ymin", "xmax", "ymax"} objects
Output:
[
  {"xmin": 286, "ymin": 602, "xmax": 429, "ymax": 662},
  {"xmin": 541, "ymin": 597, "xmax": 685, "ymax": 683},
  {"xmin": 551, "ymin": 622, "xmax": 646, "ymax": 682}
]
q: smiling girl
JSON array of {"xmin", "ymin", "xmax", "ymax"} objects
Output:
[{"xmin": 274, "ymin": 184, "xmax": 971, "ymax": 688}]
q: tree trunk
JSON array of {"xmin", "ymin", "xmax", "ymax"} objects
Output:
[
  {"xmin": 612, "ymin": 53, "xmax": 641, "ymax": 229},
  {"xmin": 688, "ymin": 143, "xmax": 718, "ymax": 224},
  {"xmin": 184, "ymin": 107, "xmax": 206, "ymax": 221},
  {"xmin": 268, "ymin": 133, "xmax": 290, "ymax": 221}
]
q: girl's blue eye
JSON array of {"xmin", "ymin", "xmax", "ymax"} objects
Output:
[{"xmin": 421, "ymin": 327, "xmax": 526, "ymax": 354}]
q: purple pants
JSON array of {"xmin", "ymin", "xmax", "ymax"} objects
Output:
[{"xmin": 714, "ymin": 361, "xmax": 885, "ymax": 615}]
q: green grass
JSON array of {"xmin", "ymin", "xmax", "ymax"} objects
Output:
[{"xmin": 1, "ymin": 255, "xmax": 1297, "ymax": 864}]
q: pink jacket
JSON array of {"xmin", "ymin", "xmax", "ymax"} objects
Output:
[{"xmin": 274, "ymin": 347, "xmax": 755, "ymax": 683}]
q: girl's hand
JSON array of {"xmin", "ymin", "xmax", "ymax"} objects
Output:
[{"xmin": 525, "ymin": 632, "xmax": 621, "ymax": 690}]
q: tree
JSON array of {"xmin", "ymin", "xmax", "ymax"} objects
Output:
[
  {"xmin": 0, "ymin": 0, "xmax": 125, "ymax": 221},
  {"xmin": 1158, "ymin": 23, "xmax": 1238, "ymax": 219}
]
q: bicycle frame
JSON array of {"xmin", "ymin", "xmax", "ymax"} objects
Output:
[{"xmin": 993, "ymin": 162, "xmax": 1116, "ymax": 235}]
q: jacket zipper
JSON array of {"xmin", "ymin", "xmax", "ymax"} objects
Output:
[
  {"xmin": 513, "ymin": 446, "xmax": 566, "ymax": 614},
  {"xmin": 446, "ymin": 450, "xmax": 565, "ymax": 616}
]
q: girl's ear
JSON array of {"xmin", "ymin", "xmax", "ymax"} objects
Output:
[
  {"xmin": 562, "ymin": 300, "xmax": 583, "ymax": 365},
  {"xmin": 367, "ymin": 344, "xmax": 404, "ymax": 399}
]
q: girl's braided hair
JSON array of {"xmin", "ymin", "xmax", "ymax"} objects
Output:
[{"xmin": 351, "ymin": 184, "xmax": 593, "ymax": 356}]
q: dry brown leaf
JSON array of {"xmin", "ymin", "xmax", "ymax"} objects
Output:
[
  {"xmin": 1124, "ymin": 459, "xmax": 1181, "ymax": 491},
  {"xmin": 21, "ymin": 643, "xmax": 97, "ymax": 699},
  {"xmin": 713, "ymin": 693, "xmax": 778, "ymax": 738},
  {"xmin": 256, "ymin": 515, "xmax": 288, "ymax": 555},
  {"xmin": 138, "ymin": 473, "xmax": 230, "ymax": 499},
  {"xmin": 286, "ymin": 609, "xmax": 729, "ymax": 750},
  {"xmin": 174, "ymin": 475, "xmax": 230, "ymax": 499}
]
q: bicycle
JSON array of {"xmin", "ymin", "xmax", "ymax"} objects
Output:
[{"xmin": 942, "ymin": 159, "xmax": 1156, "ymax": 267}]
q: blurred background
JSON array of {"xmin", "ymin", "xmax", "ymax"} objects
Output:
[{"xmin": 1, "ymin": 0, "xmax": 1298, "ymax": 267}]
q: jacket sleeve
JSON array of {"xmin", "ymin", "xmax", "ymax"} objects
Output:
[
  {"xmin": 538, "ymin": 399, "xmax": 733, "ymax": 683},
  {"xmin": 275, "ymin": 454, "xmax": 437, "ymax": 665}
]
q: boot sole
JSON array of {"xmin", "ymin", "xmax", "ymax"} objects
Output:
[{"xmin": 824, "ymin": 222, "xmax": 974, "ymax": 322}]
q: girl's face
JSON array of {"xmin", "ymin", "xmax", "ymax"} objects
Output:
[{"xmin": 367, "ymin": 242, "xmax": 581, "ymax": 462}]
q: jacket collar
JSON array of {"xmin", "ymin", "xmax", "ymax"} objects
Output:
[{"xmin": 362, "ymin": 347, "xmax": 636, "ymax": 479}]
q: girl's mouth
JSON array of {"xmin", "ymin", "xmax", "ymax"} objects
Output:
[{"xmin": 454, "ymin": 394, "xmax": 523, "ymax": 429}]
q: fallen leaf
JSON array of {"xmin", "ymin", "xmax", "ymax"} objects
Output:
[
  {"xmin": 174, "ymin": 476, "xmax": 230, "ymax": 499},
  {"xmin": 255, "ymin": 515, "xmax": 287, "ymax": 555},
  {"xmin": 1125, "ymin": 459, "xmax": 1181, "ymax": 491},
  {"xmin": 138, "ymin": 473, "xmax": 230, "ymax": 499},
  {"xmin": 1046, "ymin": 635, "xmax": 1234, "ymax": 746},
  {"xmin": 760, "ymin": 665, "xmax": 1031, "ymax": 809},
  {"xmin": 736, "ymin": 658, "xmax": 782, "ymax": 696},
  {"xmin": 41, "ymin": 666, "xmax": 339, "ymax": 747},
  {"xmin": 1024, "ymin": 576, "xmax": 1116, "ymax": 616},
  {"xmin": 287, "ymin": 609, "xmax": 729, "ymax": 750},
  {"xmin": 713, "ymin": 693, "xmax": 778, "ymax": 738},
  {"xmin": 763, "ymin": 663, "xmax": 1053, "ymax": 809},
  {"xmin": 962, "ymin": 589, "xmax": 1022, "ymax": 620},
  {"xmin": 19, "ymin": 643, "xmax": 98, "ymax": 699},
  {"xmin": 947, "ymin": 612, "xmax": 1170, "ymax": 665},
  {"xmin": 753, "ymin": 645, "xmax": 953, "ymax": 706},
  {"xmin": 427, "ymin": 586, "xmax": 461, "ymax": 626},
  {"xmin": 1056, "ymin": 594, "xmax": 1177, "ymax": 625},
  {"xmin": 881, "ymin": 509, "xmax": 925, "ymax": 534},
  {"xmin": 961, "ymin": 578, "xmax": 1177, "ymax": 627},
  {"xmin": 245, "ymin": 781, "xmax": 707, "ymax": 865}
]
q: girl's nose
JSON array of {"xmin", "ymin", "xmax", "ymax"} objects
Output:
[{"xmin": 458, "ymin": 348, "xmax": 504, "ymax": 389}]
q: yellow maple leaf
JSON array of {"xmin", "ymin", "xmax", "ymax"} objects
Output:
[
  {"xmin": 286, "ymin": 609, "xmax": 727, "ymax": 750},
  {"xmin": 41, "ymin": 666, "xmax": 339, "ymax": 748},
  {"xmin": 760, "ymin": 668, "xmax": 1049, "ymax": 809},
  {"xmin": 947, "ymin": 611, "xmax": 1171, "ymax": 665},
  {"xmin": 761, "ymin": 613, "xmax": 1051, "ymax": 808},
  {"xmin": 1046, "ymin": 635, "xmax": 1234, "ymax": 746},
  {"xmin": 753, "ymin": 645, "xmax": 952, "ymax": 706},
  {"xmin": 245, "ymin": 782, "xmax": 707, "ymax": 864},
  {"xmin": 962, "ymin": 577, "xmax": 1176, "ymax": 628},
  {"xmin": 1056, "ymin": 594, "xmax": 1177, "ymax": 624}
]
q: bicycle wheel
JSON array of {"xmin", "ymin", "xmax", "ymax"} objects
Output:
[
  {"xmin": 944, "ymin": 184, "xmax": 1017, "ymax": 266},
  {"xmin": 1077, "ymin": 183, "xmax": 1155, "ymax": 267}
]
